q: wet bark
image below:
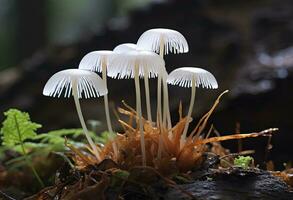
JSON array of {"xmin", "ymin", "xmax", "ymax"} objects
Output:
[{"xmin": 165, "ymin": 170, "xmax": 293, "ymax": 200}]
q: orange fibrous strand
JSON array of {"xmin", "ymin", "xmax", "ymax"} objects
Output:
[{"xmin": 70, "ymin": 91, "xmax": 278, "ymax": 174}]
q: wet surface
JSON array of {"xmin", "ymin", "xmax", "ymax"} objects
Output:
[{"xmin": 166, "ymin": 170, "xmax": 293, "ymax": 200}]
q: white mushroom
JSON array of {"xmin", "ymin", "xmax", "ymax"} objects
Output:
[
  {"xmin": 43, "ymin": 69, "xmax": 107, "ymax": 161},
  {"xmin": 113, "ymin": 43, "xmax": 153, "ymax": 122},
  {"xmin": 79, "ymin": 51, "xmax": 114, "ymax": 133},
  {"xmin": 114, "ymin": 43, "xmax": 139, "ymax": 53},
  {"xmin": 137, "ymin": 28, "xmax": 189, "ymax": 130},
  {"xmin": 108, "ymin": 50, "xmax": 165, "ymax": 165},
  {"xmin": 137, "ymin": 28, "xmax": 189, "ymax": 55},
  {"xmin": 167, "ymin": 67, "xmax": 218, "ymax": 147}
]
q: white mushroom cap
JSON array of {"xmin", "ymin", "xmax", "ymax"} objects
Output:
[
  {"xmin": 167, "ymin": 67, "xmax": 218, "ymax": 89},
  {"xmin": 43, "ymin": 69, "xmax": 108, "ymax": 99},
  {"xmin": 113, "ymin": 43, "xmax": 139, "ymax": 53},
  {"xmin": 137, "ymin": 28, "xmax": 189, "ymax": 55},
  {"xmin": 107, "ymin": 50, "xmax": 165, "ymax": 79},
  {"xmin": 78, "ymin": 50, "xmax": 113, "ymax": 72}
]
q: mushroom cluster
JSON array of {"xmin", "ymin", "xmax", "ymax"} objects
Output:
[{"xmin": 43, "ymin": 28, "xmax": 218, "ymax": 167}]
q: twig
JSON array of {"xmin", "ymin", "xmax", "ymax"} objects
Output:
[
  {"xmin": 194, "ymin": 128, "xmax": 279, "ymax": 145},
  {"xmin": 0, "ymin": 190, "xmax": 16, "ymax": 200}
]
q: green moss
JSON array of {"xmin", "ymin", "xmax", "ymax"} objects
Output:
[{"xmin": 234, "ymin": 156, "xmax": 253, "ymax": 169}]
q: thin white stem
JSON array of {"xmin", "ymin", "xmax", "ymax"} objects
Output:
[
  {"xmin": 157, "ymin": 38, "xmax": 165, "ymax": 159},
  {"xmin": 134, "ymin": 64, "xmax": 146, "ymax": 166},
  {"xmin": 143, "ymin": 67, "xmax": 152, "ymax": 122},
  {"xmin": 180, "ymin": 78, "xmax": 196, "ymax": 148},
  {"xmin": 102, "ymin": 61, "xmax": 113, "ymax": 133},
  {"xmin": 72, "ymin": 81, "xmax": 101, "ymax": 161},
  {"xmin": 157, "ymin": 38, "xmax": 164, "ymax": 127},
  {"xmin": 164, "ymin": 75, "xmax": 172, "ymax": 138},
  {"xmin": 162, "ymin": 72, "xmax": 171, "ymax": 129},
  {"xmin": 157, "ymin": 73, "xmax": 162, "ymax": 126},
  {"xmin": 102, "ymin": 58, "xmax": 118, "ymax": 160},
  {"xmin": 163, "ymin": 76, "xmax": 167, "ymax": 128},
  {"xmin": 164, "ymin": 77, "xmax": 172, "ymax": 132},
  {"xmin": 157, "ymin": 72, "xmax": 163, "ymax": 160}
]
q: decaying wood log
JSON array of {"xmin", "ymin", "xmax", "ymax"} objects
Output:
[
  {"xmin": 22, "ymin": 163, "xmax": 293, "ymax": 200},
  {"xmin": 165, "ymin": 169, "xmax": 293, "ymax": 200}
]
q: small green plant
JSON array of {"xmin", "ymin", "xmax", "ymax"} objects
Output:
[
  {"xmin": 0, "ymin": 108, "xmax": 44, "ymax": 187},
  {"xmin": 0, "ymin": 108, "xmax": 116, "ymax": 188},
  {"xmin": 234, "ymin": 156, "xmax": 253, "ymax": 169}
]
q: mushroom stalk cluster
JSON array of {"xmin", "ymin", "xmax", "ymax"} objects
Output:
[
  {"xmin": 113, "ymin": 43, "xmax": 153, "ymax": 123},
  {"xmin": 108, "ymin": 50, "xmax": 164, "ymax": 165},
  {"xmin": 43, "ymin": 28, "xmax": 218, "ymax": 166}
]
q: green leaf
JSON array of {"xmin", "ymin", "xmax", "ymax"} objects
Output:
[
  {"xmin": 13, "ymin": 142, "xmax": 49, "ymax": 153},
  {"xmin": 35, "ymin": 133, "xmax": 65, "ymax": 144},
  {"xmin": 44, "ymin": 128, "xmax": 84, "ymax": 137},
  {"xmin": 0, "ymin": 109, "xmax": 42, "ymax": 147},
  {"xmin": 36, "ymin": 129, "xmax": 89, "ymax": 148}
]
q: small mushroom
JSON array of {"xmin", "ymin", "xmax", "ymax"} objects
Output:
[
  {"xmin": 137, "ymin": 28, "xmax": 189, "ymax": 55},
  {"xmin": 79, "ymin": 50, "xmax": 114, "ymax": 133},
  {"xmin": 114, "ymin": 43, "xmax": 139, "ymax": 53},
  {"xmin": 108, "ymin": 50, "xmax": 164, "ymax": 165},
  {"xmin": 113, "ymin": 43, "xmax": 153, "ymax": 122},
  {"xmin": 43, "ymin": 69, "xmax": 107, "ymax": 161},
  {"xmin": 137, "ymin": 28, "xmax": 189, "ymax": 129},
  {"xmin": 167, "ymin": 67, "xmax": 218, "ymax": 147}
]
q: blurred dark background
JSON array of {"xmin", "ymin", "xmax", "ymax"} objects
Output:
[{"xmin": 0, "ymin": 0, "xmax": 292, "ymax": 169}]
